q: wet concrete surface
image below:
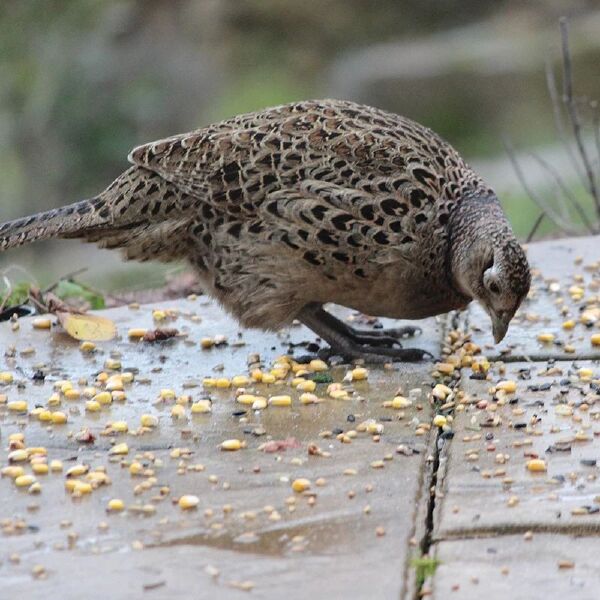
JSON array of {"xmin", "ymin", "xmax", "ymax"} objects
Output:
[{"xmin": 0, "ymin": 299, "xmax": 440, "ymax": 599}]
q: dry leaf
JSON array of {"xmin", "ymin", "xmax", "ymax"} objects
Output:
[{"xmin": 57, "ymin": 311, "xmax": 116, "ymax": 341}]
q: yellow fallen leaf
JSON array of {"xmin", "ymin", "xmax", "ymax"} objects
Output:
[{"xmin": 57, "ymin": 312, "xmax": 116, "ymax": 341}]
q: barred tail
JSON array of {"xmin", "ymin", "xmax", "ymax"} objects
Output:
[{"xmin": 0, "ymin": 198, "xmax": 103, "ymax": 251}]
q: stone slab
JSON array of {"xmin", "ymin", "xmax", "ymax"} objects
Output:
[
  {"xmin": 435, "ymin": 360, "xmax": 600, "ymax": 539},
  {"xmin": 431, "ymin": 533, "xmax": 600, "ymax": 600},
  {"xmin": 467, "ymin": 237, "xmax": 600, "ymax": 361},
  {"xmin": 0, "ymin": 299, "xmax": 441, "ymax": 599}
]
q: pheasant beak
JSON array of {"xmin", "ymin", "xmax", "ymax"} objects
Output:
[{"xmin": 491, "ymin": 310, "xmax": 510, "ymax": 344}]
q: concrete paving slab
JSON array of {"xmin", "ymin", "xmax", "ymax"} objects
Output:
[
  {"xmin": 467, "ymin": 237, "xmax": 600, "ymax": 361},
  {"xmin": 435, "ymin": 360, "xmax": 600, "ymax": 538},
  {"xmin": 431, "ymin": 533, "xmax": 600, "ymax": 600},
  {"xmin": 0, "ymin": 299, "xmax": 441, "ymax": 599}
]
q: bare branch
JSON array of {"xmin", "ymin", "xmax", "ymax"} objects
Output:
[
  {"xmin": 545, "ymin": 58, "xmax": 584, "ymax": 181},
  {"xmin": 526, "ymin": 213, "xmax": 545, "ymax": 243},
  {"xmin": 559, "ymin": 17, "xmax": 600, "ymax": 217},
  {"xmin": 503, "ymin": 137, "xmax": 578, "ymax": 235},
  {"xmin": 528, "ymin": 152, "xmax": 596, "ymax": 233}
]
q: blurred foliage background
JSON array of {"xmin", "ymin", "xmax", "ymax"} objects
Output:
[{"xmin": 1, "ymin": 0, "xmax": 599, "ymax": 294}]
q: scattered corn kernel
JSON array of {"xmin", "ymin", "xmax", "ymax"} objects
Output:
[
  {"xmin": 309, "ymin": 359, "xmax": 328, "ymax": 372},
  {"xmin": 111, "ymin": 421, "xmax": 128, "ymax": 433},
  {"xmin": 526, "ymin": 459, "xmax": 547, "ymax": 472},
  {"xmin": 0, "ymin": 371, "xmax": 14, "ymax": 384},
  {"xmin": 296, "ymin": 379, "xmax": 316, "ymax": 392},
  {"xmin": 231, "ymin": 375, "xmax": 250, "ymax": 387},
  {"xmin": 85, "ymin": 400, "xmax": 101, "ymax": 412},
  {"xmin": 178, "ymin": 494, "xmax": 200, "ymax": 509},
  {"xmin": 7, "ymin": 401, "xmax": 28, "ymax": 413},
  {"xmin": 221, "ymin": 439, "xmax": 244, "ymax": 451},
  {"xmin": 537, "ymin": 333, "xmax": 555, "ymax": 343},
  {"xmin": 15, "ymin": 475, "xmax": 37, "ymax": 488},
  {"xmin": 107, "ymin": 498, "xmax": 125, "ymax": 512},
  {"xmin": 8, "ymin": 449, "xmax": 28, "ymax": 463},
  {"xmin": 351, "ymin": 367, "xmax": 369, "ymax": 381},
  {"xmin": 160, "ymin": 389, "xmax": 176, "ymax": 400},
  {"xmin": 269, "ymin": 395, "xmax": 292, "ymax": 407},
  {"xmin": 191, "ymin": 400, "xmax": 212, "ymax": 414},
  {"xmin": 79, "ymin": 341, "xmax": 96, "ymax": 353},
  {"xmin": 32, "ymin": 463, "xmax": 49, "ymax": 475},
  {"xmin": 51, "ymin": 411, "xmax": 68, "ymax": 425},
  {"xmin": 215, "ymin": 378, "xmax": 231, "ymax": 389},
  {"xmin": 291, "ymin": 478, "xmax": 311, "ymax": 493},
  {"xmin": 496, "ymin": 380, "xmax": 517, "ymax": 393},
  {"xmin": 252, "ymin": 397, "xmax": 267, "ymax": 410},
  {"xmin": 562, "ymin": 320, "xmax": 575, "ymax": 330},
  {"xmin": 300, "ymin": 393, "xmax": 320, "ymax": 405},
  {"xmin": 591, "ymin": 334, "xmax": 600, "ymax": 347},
  {"xmin": 32, "ymin": 317, "xmax": 52, "ymax": 330},
  {"xmin": 140, "ymin": 414, "xmax": 158, "ymax": 428},
  {"xmin": 433, "ymin": 415, "xmax": 447, "ymax": 428}
]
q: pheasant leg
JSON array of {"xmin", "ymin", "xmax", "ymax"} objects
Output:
[
  {"xmin": 313, "ymin": 307, "xmax": 422, "ymax": 346},
  {"xmin": 298, "ymin": 304, "xmax": 432, "ymax": 363}
]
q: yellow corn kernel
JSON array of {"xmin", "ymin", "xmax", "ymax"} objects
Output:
[
  {"xmin": 178, "ymin": 494, "xmax": 200, "ymax": 509},
  {"xmin": 261, "ymin": 373, "xmax": 276, "ymax": 384},
  {"xmin": 537, "ymin": 333, "xmax": 555, "ymax": 343},
  {"xmin": 107, "ymin": 498, "xmax": 125, "ymax": 512},
  {"xmin": 250, "ymin": 369, "xmax": 263, "ymax": 382},
  {"xmin": 105, "ymin": 376, "xmax": 123, "ymax": 392},
  {"xmin": 27, "ymin": 447, "xmax": 47, "ymax": 457},
  {"xmin": 104, "ymin": 358, "xmax": 121, "ymax": 370},
  {"xmin": 7, "ymin": 401, "xmax": 28, "ymax": 413},
  {"xmin": 79, "ymin": 341, "xmax": 96, "ymax": 353},
  {"xmin": 387, "ymin": 396, "xmax": 412, "ymax": 409},
  {"xmin": 111, "ymin": 391, "xmax": 127, "ymax": 402},
  {"xmin": 300, "ymin": 392, "xmax": 320, "ymax": 405},
  {"xmin": 296, "ymin": 379, "xmax": 316, "ymax": 392},
  {"xmin": 435, "ymin": 362, "xmax": 455, "ymax": 375},
  {"xmin": 0, "ymin": 371, "xmax": 14, "ymax": 384},
  {"xmin": 329, "ymin": 389, "xmax": 349, "ymax": 400},
  {"xmin": 86, "ymin": 471, "xmax": 110, "ymax": 486},
  {"xmin": 71, "ymin": 480, "xmax": 93, "ymax": 495},
  {"xmin": 171, "ymin": 404, "xmax": 186, "ymax": 418},
  {"xmin": 49, "ymin": 460, "xmax": 63, "ymax": 472},
  {"xmin": 237, "ymin": 394, "xmax": 257, "ymax": 405},
  {"xmin": 32, "ymin": 317, "xmax": 52, "ymax": 330},
  {"xmin": 526, "ymin": 459, "xmax": 547, "ymax": 472},
  {"xmin": 66, "ymin": 464, "xmax": 89, "ymax": 477},
  {"xmin": 128, "ymin": 328, "xmax": 147, "ymax": 340},
  {"xmin": 269, "ymin": 395, "xmax": 292, "ymax": 407},
  {"xmin": 94, "ymin": 391, "xmax": 112, "ymax": 405},
  {"xmin": 591, "ymin": 333, "xmax": 600, "ymax": 347},
  {"xmin": 51, "ymin": 411, "xmax": 68, "ymax": 425},
  {"xmin": 291, "ymin": 478, "xmax": 311, "ymax": 493},
  {"xmin": 38, "ymin": 410, "xmax": 53, "ymax": 422},
  {"xmin": 496, "ymin": 380, "xmax": 517, "ymax": 393},
  {"xmin": 200, "ymin": 337, "xmax": 214, "ymax": 349},
  {"xmin": 32, "ymin": 463, "xmax": 49, "ymax": 475},
  {"xmin": 152, "ymin": 309, "xmax": 166, "ymax": 321},
  {"xmin": 562, "ymin": 320, "xmax": 575, "ymax": 330},
  {"xmin": 2, "ymin": 466, "xmax": 25, "ymax": 478},
  {"xmin": 433, "ymin": 415, "xmax": 447, "ymax": 428},
  {"xmin": 160, "ymin": 388, "xmax": 176, "ymax": 400},
  {"xmin": 191, "ymin": 400, "xmax": 212, "ymax": 414},
  {"xmin": 231, "ymin": 375, "xmax": 250, "ymax": 387},
  {"xmin": 579, "ymin": 368, "xmax": 594, "ymax": 380},
  {"xmin": 351, "ymin": 367, "xmax": 369, "ymax": 381},
  {"xmin": 140, "ymin": 414, "xmax": 158, "ymax": 428},
  {"xmin": 215, "ymin": 378, "xmax": 231, "ymax": 389},
  {"xmin": 85, "ymin": 400, "xmax": 101, "ymax": 412},
  {"xmin": 129, "ymin": 461, "xmax": 144, "ymax": 476},
  {"xmin": 309, "ymin": 359, "xmax": 328, "ymax": 372},
  {"xmin": 15, "ymin": 474, "xmax": 37, "ymax": 488},
  {"xmin": 109, "ymin": 443, "xmax": 128, "ymax": 455},
  {"xmin": 8, "ymin": 449, "xmax": 28, "ymax": 463},
  {"xmin": 202, "ymin": 377, "xmax": 217, "ymax": 387},
  {"xmin": 111, "ymin": 421, "xmax": 128, "ymax": 433},
  {"xmin": 220, "ymin": 439, "xmax": 244, "ymax": 451}
]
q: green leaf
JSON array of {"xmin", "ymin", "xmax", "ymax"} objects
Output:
[
  {"xmin": 0, "ymin": 281, "xmax": 31, "ymax": 307},
  {"xmin": 55, "ymin": 280, "xmax": 105, "ymax": 310}
]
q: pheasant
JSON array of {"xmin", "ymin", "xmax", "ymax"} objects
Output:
[{"xmin": 0, "ymin": 99, "xmax": 531, "ymax": 362}]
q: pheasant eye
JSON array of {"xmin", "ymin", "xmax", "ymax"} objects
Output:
[{"xmin": 489, "ymin": 282, "xmax": 500, "ymax": 294}]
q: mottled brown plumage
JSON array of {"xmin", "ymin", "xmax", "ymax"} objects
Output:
[{"xmin": 0, "ymin": 99, "xmax": 531, "ymax": 361}]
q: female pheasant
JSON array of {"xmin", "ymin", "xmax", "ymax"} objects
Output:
[{"xmin": 0, "ymin": 100, "xmax": 531, "ymax": 362}]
